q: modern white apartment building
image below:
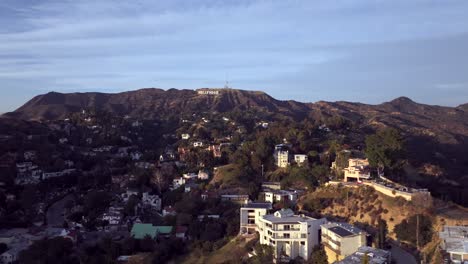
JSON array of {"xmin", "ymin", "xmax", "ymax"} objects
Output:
[
  {"xmin": 343, "ymin": 158, "xmax": 371, "ymax": 182},
  {"xmin": 257, "ymin": 209, "xmax": 327, "ymax": 261},
  {"xmin": 239, "ymin": 202, "xmax": 272, "ymax": 234},
  {"xmin": 321, "ymin": 222, "xmax": 367, "ymax": 263},
  {"xmin": 439, "ymin": 225, "xmax": 468, "ymax": 263}
]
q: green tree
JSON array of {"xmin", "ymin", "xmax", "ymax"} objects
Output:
[
  {"xmin": 365, "ymin": 128, "xmax": 404, "ymax": 173},
  {"xmin": 376, "ymin": 218, "xmax": 388, "ymax": 249},
  {"xmin": 309, "ymin": 244, "xmax": 328, "ymax": 264},
  {"xmin": 248, "ymin": 244, "xmax": 274, "ymax": 264},
  {"xmin": 394, "ymin": 214, "xmax": 433, "ymax": 247},
  {"xmin": 19, "ymin": 237, "xmax": 79, "ymax": 264}
]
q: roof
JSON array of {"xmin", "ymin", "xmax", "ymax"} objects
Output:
[
  {"xmin": 155, "ymin": 226, "xmax": 173, "ymax": 235},
  {"xmin": 322, "ymin": 222, "xmax": 363, "ymax": 237},
  {"xmin": 131, "ymin": 223, "xmax": 157, "ymax": 239},
  {"xmin": 336, "ymin": 246, "xmax": 390, "ymax": 264},
  {"xmin": 440, "ymin": 226, "xmax": 468, "ymax": 254},
  {"xmin": 262, "ymin": 209, "xmax": 319, "ymax": 224},
  {"xmin": 329, "ymin": 226, "xmax": 354, "ymax": 237},
  {"xmin": 242, "ymin": 202, "xmax": 272, "ymax": 209}
]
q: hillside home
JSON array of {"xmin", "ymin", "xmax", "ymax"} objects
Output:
[
  {"xmin": 181, "ymin": 134, "xmax": 190, "ymax": 140},
  {"xmin": 343, "ymin": 158, "xmax": 371, "ymax": 182},
  {"xmin": 239, "ymin": 202, "xmax": 272, "ymax": 234},
  {"xmin": 193, "ymin": 141, "xmax": 204, "ymax": 147},
  {"xmin": 439, "ymin": 225, "xmax": 468, "ymax": 263},
  {"xmin": 221, "ymin": 194, "xmax": 249, "ymax": 204},
  {"xmin": 142, "ymin": 193, "xmax": 161, "ymax": 211},
  {"xmin": 257, "ymin": 209, "xmax": 327, "ymax": 261},
  {"xmin": 172, "ymin": 177, "xmax": 186, "ymax": 189},
  {"xmin": 321, "ymin": 222, "xmax": 367, "ymax": 262},
  {"xmin": 294, "ymin": 154, "xmax": 308, "ymax": 166},
  {"xmin": 198, "ymin": 170, "xmax": 209, "ymax": 180},
  {"xmin": 264, "ymin": 189, "xmax": 300, "ymax": 204}
]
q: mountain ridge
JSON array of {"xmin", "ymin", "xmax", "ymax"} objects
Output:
[{"xmin": 3, "ymin": 88, "xmax": 468, "ymax": 146}]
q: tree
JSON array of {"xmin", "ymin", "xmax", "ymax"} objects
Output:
[
  {"xmin": 19, "ymin": 237, "xmax": 79, "ymax": 264},
  {"xmin": 365, "ymin": 128, "xmax": 404, "ymax": 173},
  {"xmin": 376, "ymin": 218, "xmax": 388, "ymax": 249},
  {"xmin": 248, "ymin": 244, "xmax": 274, "ymax": 264},
  {"xmin": 394, "ymin": 214, "xmax": 433, "ymax": 247},
  {"xmin": 309, "ymin": 245, "xmax": 328, "ymax": 264}
]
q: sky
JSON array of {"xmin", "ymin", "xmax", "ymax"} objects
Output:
[{"xmin": 1, "ymin": 0, "xmax": 468, "ymax": 112}]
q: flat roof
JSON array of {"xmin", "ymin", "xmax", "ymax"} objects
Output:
[
  {"xmin": 262, "ymin": 214, "xmax": 316, "ymax": 224},
  {"xmin": 242, "ymin": 202, "xmax": 272, "ymax": 209},
  {"xmin": 329, "ymin": 226, "xmax": 354, "ymax": 237},
  {"xmin": 336, "ymin": 246, "xmax": 390, "ymax": 264},
  {"xmin": 322, "ymin": 222, "xmax": 363, "ymax": 237}
]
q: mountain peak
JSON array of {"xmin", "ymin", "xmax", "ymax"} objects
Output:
[{"xmin": 389, "ymin": 96, "xmax": 416, "ymax": 105}]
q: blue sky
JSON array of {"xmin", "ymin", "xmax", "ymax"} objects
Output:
[{"xmin": 1, "ymin": 0, "xmax": 468, "ymax": 112}]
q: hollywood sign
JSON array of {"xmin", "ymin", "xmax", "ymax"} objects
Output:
[{"xmin": 197, "ymin": 89, "xmax": 220, "ymax": 95}]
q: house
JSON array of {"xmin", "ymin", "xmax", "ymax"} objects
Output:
[
  {"xmin": 135, "ymin": 162, "xmax": 155, "ymax": 169},
  {"xmin": 239, "ymin": 202, "xmax": 272, "ymax": 234},
  {"xmin": 154, "ymin": 226, "xmax": 173, "ymax": 238},
  {"xmin": 343, "ymin": 159, "xmax": 371, "ymax": 182},
  {"xmin": 198, "ymin": 214, "xmax": 220, "ymax": 221},
  {"xmin": 183, "ymin": 173, "xmax": 198, "ymax": 180},
  {"xmin": 23, "ymin": 151, "xmax": 37, "ymax": 161},
  {"xmin": 262, "ymin": 182, "xmax": 282, "ymax": 190},
  {"xmin": 0, "ymin": 246, "xmax": 27, "ymax": 264},
  {"xmin": 264, "ymin": 189, "xmax": 300, "ymax": 204},
  {"xmin": 274, "ymin": 145, "xmax": 290, "ymax": 168},
  {"xmin": 162, "ymin": 206, "xmax": 176, "ymax": 217},
  {"xmin": 142, "ymin": 193, "xmax": 161, "ymax": 211},
  {"xmin": 321, "ymin": 222, "xmax": 367, "ymax": 263},
  {"xmin": 201, "ymin": 191, "xmax": 218, "ymax": 201},
  {"xmin": 121, "ymin": 189, "xmax": 139, "ymax": 203},
  {"xmin": 336, "ymin": 246, "xmax": 391, "ymax": 264},
  {"xmin": 172, "ymin": 177, "xmax": 186, "ymax": 189},
  {"xmin": 181, "ymin": 134, "xmax": 190, "ymax": 140},
  {"xmin": 221, "ymin": 194, "xmax": 249, "ymax": 204},
  {"xmin": 131, "ymin": 223, "xmax": 158, "ymax": 239},
  {"xmin": 193, "ymin": 141, "xmax": 204, "ymax": 148},
  {"xmin": 257, "ymin": 209, "xmax": 327, "ymax": 261},
  {"xmin": 175, "ymin": 226, "xmax": 188, "ymax": 240},
  {"xmin": 42, "ymin": 169, "xmax": 76, "ymax": 180},
  {"xmin": 130, "ymin": 151, "xmax": 142, "ymax": 161},
  {"xmin": 59, "ymin": 138, "xmax": 68, "ymax": 144},
  {"xmin": 439, "ymin": 225, "xmax": 468, "ymax": 263},
  {"xmin": 294, "ymin": 154, "xmax": 308, "ymax": 166},
  {"xmin": 198, "ymin": 170, "xmax": 209, "ymax": 180},
  {"xmin": 207, "ymin": 145, "xmax": 222, "ymax": 158},
  {"xmin": 184, "ymin": 182, "xmax": 198, "ymax": 193}
]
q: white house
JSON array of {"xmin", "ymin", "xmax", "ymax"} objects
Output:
[
  {"xmin": 183, "ymin": 173, "xmax": 198, "ymax": 180},
  {"xmin": 294, "ymin": 154, "xmax": 308, "ymax": 166},
  {"xmin": 264, "ymin": 190, "xmax": 299, "ymax": 204},
  {"xmin": 439, "ymin": 225, "xmax": 468, "ymax": 263},
  {"xmin": 172, "ymin": 177, "xmax": 186, "ymax": 189},
  {"xmin": 193, "ymin": 141, "xmax": 204, "ymax": 147},
  {"xmin": 142, "ymin": 193, "xmax": 161, "ymax": 211},
  {"xmin": 239, "ymin": 202, "xmax": 272, "ymax": 234},
  {"xmin": 181, "ymin": 134, "xmax": 191, "ymax": 140},
  {"xmin": 198, "ymin": 170, "xmax": 209, "ymax": 180},
  {"xmin": 343, "ymin": 158, "xmax": 371, "ymax": 182},
  {"xmin": 257, "ymin": 209, "xmax": 327, "ymax": 261}
]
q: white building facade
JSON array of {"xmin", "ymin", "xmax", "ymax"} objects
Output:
[{"xmin": 257, "ymin": 209, "xmax": 327, "ymax": 261}]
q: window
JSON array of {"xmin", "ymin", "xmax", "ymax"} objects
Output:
[
  {"xmin": 300, "ymin": 241, "xmax": 305, "ymax": 245},
  {"xmin": 284, "ymin": 233, "xmax": 290, "ymax": 238},
  {"xmin": 284, "ymin": 225, "xmax": 290, "ymax": 230}
]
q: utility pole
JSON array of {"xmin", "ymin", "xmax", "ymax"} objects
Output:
[
  {"xmin": 261, "ymin": 164, "xmax": 264, "ymax": 179},
  {"xmin": 416, "ymin": 214, "xmax": 420, "ymax": 250}
]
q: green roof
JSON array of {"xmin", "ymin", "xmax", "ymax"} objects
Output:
[
  {"xmin": 155, "ymin": 226, "xmax": 173, "ymax": 235},
  {"xmin": 131, "ymin": 223, "xmax": 157, "ymax": 239}
]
